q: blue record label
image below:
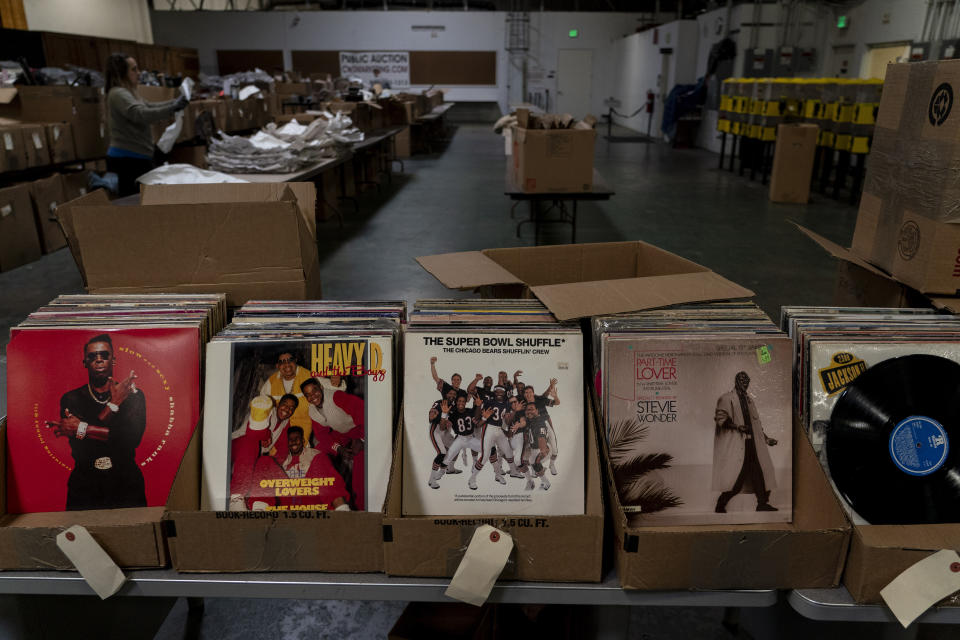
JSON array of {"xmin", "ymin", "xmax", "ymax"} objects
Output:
[{"xmin": 888, "ymin": 416, "xmax": 949, "ymax": 476}]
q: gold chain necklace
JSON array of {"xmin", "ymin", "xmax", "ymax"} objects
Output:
[{"xmin": 87, "ymin": 383, "xmax": 110, "ymax": 405}]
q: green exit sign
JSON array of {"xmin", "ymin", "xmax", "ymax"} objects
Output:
[
  {"xmin": 569, "ymin": 29, "xmax": 579, "ymax": 38},
  {"xmin": 837, "ymin": 15, "xmax": 848, "ymax": 29}
]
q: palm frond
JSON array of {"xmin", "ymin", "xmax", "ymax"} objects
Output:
[
  {"xmin": 618, "ymin": 480, "xmax": 683, "ymax": 514},
  {"xmin": 607, "ymin": 417, "xmax": 650, "ymax": 466},
  {"xmin": 612, "ymin": 453, "xmax": 674, "ymax": 484}
]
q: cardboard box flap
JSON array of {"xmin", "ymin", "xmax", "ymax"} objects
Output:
[
  {"xmin": 929, "ymin": 297, "xmax": 960, "ymax": 314},
  {"xmin": 0, "ymin": 88, "xmax": 17, "ymax": 105},
  {"xmin": 483, "ymin": 242, "xmax": 708, "ymax": 286},
  {"xmin": 55, "ymin": 189, "xmax": 112, "ymax": 286},
  {"xmin": 140, "ymin": 183, "xmax": 317, "ymax": 239},
  {"xmin": 416, "ymin": 251, "xmax": 523, "ymax": 289},
  {"xmin": 794, "ymin": 223, "xmax": 895, "ymax": 280},
  {"xmin": 72, "ymin": 201, "xmax": 306, "ymax": 289},
  {"xmin": 856, "ymin": 523, "xmax": 960, "ymax": 552},
  {"xmin": 531, "ymin": 272, "xmax": 755, "ymax": 321}
]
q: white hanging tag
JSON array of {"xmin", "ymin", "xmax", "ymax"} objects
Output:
[
  {"xmin": 444, "ymin": 525, "xmax": 513, "ymax": 607},
  {"xmin": 55, "ymin": 525, "xmax": 127, "ymax": 599}
]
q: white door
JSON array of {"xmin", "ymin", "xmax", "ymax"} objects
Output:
[{"xmin": 557, "ymin": 49, "xmax": 593, "ymax": 117}]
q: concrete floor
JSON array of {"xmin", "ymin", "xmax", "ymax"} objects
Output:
[{"xmin": 0, "ymin": 122, "xmax": 867, "ymax": 639}]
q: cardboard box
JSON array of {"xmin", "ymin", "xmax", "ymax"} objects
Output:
[
  {"xmin": 852, "ymin": 198, "xmax": 960, "ymax": 295},
  {"xmin": 0, "ymin": 183, "xmax": 42, "ymax": 271},
  {"xmin": 606, "ymin": 409, "xmax": 851, "ymax": 589},
  {"xmin": 28, "ymin": 174, "xmax": 68, "ymax": 253},
  {"xmin": 60, "ymin": 170, "xmax": 91, "ymax": 201},
  {"xmin": 167, "ymin": 144, "xmax": 208, "ymax": 170},
  {"xmin": 0, "ymin": 418, "xmax": 200, "ymax": 570},
  {"xmin": 166, "ymin": 509, "xmax": 384, "ymax": 572},
  {"xmin": 45, "ymin": 123, "xmax": 77, "ymax": 164},
  {"xmin": 769, "ymin": 123, "xmax": 818, "ymax": 203},
  {"xmin": 395, "ymin": 126, "xmax": 412, "ymax": 158},
  {"xmin": 56, "ymin": 184, "xmax": 321, "ymax": 306},
  {"xmin": 511, "ymin": 127, "xmax": 596, "ymax": 194},
  {"xmin": 847, "ymin": 61, "xmax": 960, "ymax": 293},
  {"xmin": 417, "ymin": 241, "xmax": 755, "ymax": 321},
  {"xmin": 383, "ymin": 392, "xmax": 605, "ymax": 582},
  {"xmin": 0, "ymin": 87, "xmax": 20, "ymax": 119},
  {"xmin": 795, "ymin": 224, "xmax": 953, "ymax": 312},
  {"xmin": 21, "ymin": 124, "xmax": 51, "ymax": 168},
  {"xmin": 191, "ymin": 99, "xmax": 227, "ymax": 133},
  {"xmin": 16, "ymin": 86, "xmax": 106, "ymax": 160},
  {"xmin": 0, "ymin": 125, "xmax": 27, "ymax": 172},
  {"xmin": 843, "ymin": 523, "xmax": 960, "ymax": 603}
]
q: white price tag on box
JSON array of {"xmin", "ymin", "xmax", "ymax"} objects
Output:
[
  {"xmin": 444, "ymin": 525, "xmax": 513, "ymax": 607},
  {"xmin": 56, "ymin": 525, "xmax": 127, "ymax": 599},
  {"xmin": 881, "ymin": 549, "xmax": 960, "ymax": 627}
]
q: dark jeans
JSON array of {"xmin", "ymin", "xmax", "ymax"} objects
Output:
[
  {"xmin": 727, "ymin": 436, "xmax": 768, "ymax": 501},
  {"xmin": 106, "ymin": 155, "xmax": 156, "ymax": 197}
]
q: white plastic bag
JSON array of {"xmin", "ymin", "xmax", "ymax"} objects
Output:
[{"xmin": 156, "ymin": 77, "xmax": 195, "ymax": 154}]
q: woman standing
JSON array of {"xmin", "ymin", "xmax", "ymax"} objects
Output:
[{"xmin": 104, "ymin": 53, "xmax": 187, "ymax": 196}]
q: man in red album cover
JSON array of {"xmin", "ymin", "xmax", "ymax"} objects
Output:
[
  {"xmin": 45, "ymin": 334, "xmax": 147, "ymax": 510},
  {"xmin": 300, "ymin": 377, "xmax": 365, "ymax": 510}
]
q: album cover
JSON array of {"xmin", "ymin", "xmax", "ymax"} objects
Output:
[
  {"xmin": 6, "ymin": 327, "xmax": 201, "ymax": 513},
  {"xmin": 604, "ymin": 334, "xmax": 793, "ymax": 526},
  {"xmin": 402, "ymin": 328, "xmax": 584, "ymax": 516},
  {"xmin": 202, "ymin": 336, "xmax": 393, "ymax": 512}
]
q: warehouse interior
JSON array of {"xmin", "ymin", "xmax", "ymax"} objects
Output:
[{"xmin": 1, "ymin": 0, "xmax": 960, "ymax": 638}]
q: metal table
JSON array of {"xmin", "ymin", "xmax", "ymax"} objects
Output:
[
  {"xmin": 0, "ymin": 568, "xmax": 776, "ymax": 606},
  {"xmin": 505, "ymin": 166, "xmax": 615, "ymax": 245},
  {"xmin": 789, "ymin": 587, "xmax": 960, "ymax": 624}
]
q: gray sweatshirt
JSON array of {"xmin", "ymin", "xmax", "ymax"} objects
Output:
[{"xmin": 107, "ymin": 87, "xmax": 178, "ymax": 157}]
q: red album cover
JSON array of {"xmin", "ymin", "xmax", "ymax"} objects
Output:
[{"xmin": 6, "ymin": 327, "xmax": 201, "ymax": 513}]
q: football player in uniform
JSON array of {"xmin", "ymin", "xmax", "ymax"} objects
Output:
[
  {"xmin": 468, "ymin": 373, "xmax": 495, "ymax": 403},
  {"xmin": 428, "ymin": 389, "xmax": 462, "ymax": 477},
  {"xmin": 470, "ymin": 385, "xmax": 518, "ymax": 486},
  {"xmin": 522, "ymin": 379, "xmax": 561, "ymax": 475},
  {"xmin": 428, "ymin": 395, "xmax": 488, "ymax": 490},
  {"xmin": 522, "ymin": 402, "xmax": 552, "ymax": 491},
  {"xmin": 429, "ymin": 356, "xmax": 468, "ymax": 401},
  {"xmin": 504, "ymin": 395, "xmax": 530, "ymax": 482}
]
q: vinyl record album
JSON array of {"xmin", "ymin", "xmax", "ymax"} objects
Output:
[{"xmin": 827, "ymin": 354, "xmax": 960, "ymax": 524}]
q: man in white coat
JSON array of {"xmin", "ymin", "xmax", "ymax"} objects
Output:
[{"xmin": 713, "ymin": 371, "xmax": 779, "ymax": 513}]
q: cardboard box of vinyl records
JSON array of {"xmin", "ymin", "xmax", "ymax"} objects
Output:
[
  {"xmin": 0, "ymin": 417, "xmax": 201, "ymax": 570},
  {"xmin": 383, "ymin": 393, "xmax": 605, "ymax": 582},
  {"xmin": 54, "ymin": 183, "xmax": 321, "ymax": 307},
  {"xmin": 165, "ymin": 414, "xmax": 391, "ymax": 573},
  {"xmin": 602, "ymin": 402, "xmax": 851, "ymax": 590},
  {"xmin": 848, "ymin": 60, "xmax": 960, "ymax": 295}
]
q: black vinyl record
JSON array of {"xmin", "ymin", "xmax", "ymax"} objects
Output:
[{"xmin": 827, "ymin": 354, "xmax": 960, "ymax": 525}]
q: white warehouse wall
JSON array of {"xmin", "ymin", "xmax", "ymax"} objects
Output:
[
  {"xmin": 24, "ymin": 0, "xmax": 154, "ymax": 43},
  {"xmin": 150, "ymin": 10, "xmax": 643, "ymax": 116},
  {"xmin": 609, "ymin": 20, "xmax": 699, "ymax": 137}
]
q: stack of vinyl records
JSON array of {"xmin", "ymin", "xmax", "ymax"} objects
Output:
[
  {"xmin": 782, "ymin": 306, "xmax": 960, "ymax": 525},
  {"xmin": 202, "ymin": 301, "xmax": 403, "ymax": 513},
  {"xmin": 5, "ymin": 293, "xmax": 226, "ymax": 513},
  {"xmin": 410, "ymin": 299, "xmax": 555, "ymax": 324},
  {"xmin": 595, "ymin": 301, "xmax": 793, "ymax": 526},
  {"xmin": 402, "ymin": 299, "xmax": 584, "ymax": 516}
]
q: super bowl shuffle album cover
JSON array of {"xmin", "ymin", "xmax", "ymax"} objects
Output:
[{"xmin": 403, "ymin": 328, "xmax": 584, "ymax": 516}]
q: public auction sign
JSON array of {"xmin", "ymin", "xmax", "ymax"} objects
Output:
[{"xmin": 339, "ymin": 51, "xmax": 411, "ymax": 90}]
